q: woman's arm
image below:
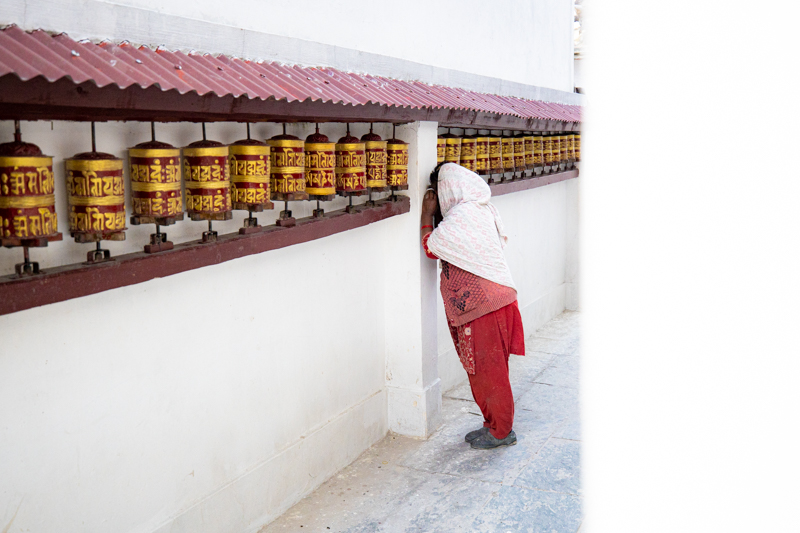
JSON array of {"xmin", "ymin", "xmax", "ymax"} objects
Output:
[{"xmin": 420, "ymin": 189, "xmax": 437, "ymax": 241}]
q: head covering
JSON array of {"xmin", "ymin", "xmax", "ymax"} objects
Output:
[{"xmin": 426, "ymin": 163, "xmax": 515, "ymax": 289}]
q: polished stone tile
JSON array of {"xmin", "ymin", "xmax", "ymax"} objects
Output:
[
  {"xmin": 469, "ymin": 485, "xmax": 582, "ymax": 533},
  {"xmin": 516, "ymin": 383, "xmax": 579, "ymax": 426},
  {"xmin": 524, "ymin": 335, "xmax": 580, "ymax": 356},
  {"xmin": 515, "ymin": 438, "xmax": 581, "ymax": 495},
  {"xmin": 532, "ymin": 312, "xmax": 580, "ymax": 341},
  {"xmin": 535, "ymin": 355, "xmax": 579, "ymax": 389},
  {"xmin": 556, "ymin": 413, "xmax": 581, "ymax": 442}
]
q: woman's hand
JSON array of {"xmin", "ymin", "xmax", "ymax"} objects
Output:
[{"xmin": 422, "ymin": 189, "xmax": 438, "ymax": 217}]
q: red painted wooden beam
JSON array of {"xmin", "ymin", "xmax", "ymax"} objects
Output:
[
  {"xmin": 0, "ymin": 196, "xmax": 410, "ymax": 316},
  {"xmin": 489, "ymin": 168, "xmax": 579, "ymax": 197}
]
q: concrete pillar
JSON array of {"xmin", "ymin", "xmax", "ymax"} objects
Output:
[{"xmin": 383, "ymin": 121, "xmax": 442, "ymax": 438}]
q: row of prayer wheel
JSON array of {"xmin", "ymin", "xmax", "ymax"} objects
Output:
[
  {"xmin": 437, "ymin": 130, "xmax": 581, "ymax": 178},
  {"xmin": 0, "ymin": 121, "xmax": 409, "ymax": 276}
]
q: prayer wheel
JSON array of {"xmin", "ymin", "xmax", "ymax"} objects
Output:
[
  {"xmin": 230, "ymin": 125, "xmax": 273, "ymax": 234},
  {"xmin": 575, "ymin": 133, "xmax": 581, "ymax": 162},
  {"xmin": 512, "ymin": 133, "xmax": 525, "ymax": 178},
  {"xmin": 459, "ymin": 132, "xmax": 477, "ymax": 172},
  {"xmin": 305, "ymin": 128, "xmax": 336, "ymax": 200},
  {"xmin": 523, "ymin": 133, "xmax": 534, "ymax": 175},
  {"xmin": 475, "ymin": 131, "xmax": 490, "ymax": 176},
  {"xmin": 129, "ymin": 127, "xmax": 183, "ymax": 252},
  {"xmin": 436, "ymin": 136, "xmax": 445, "ymax": 164},
  {"xmin": 268, "ymin": 128, "xmax": 308, "ymax": 227},
  {"xmin": 533, "ymin": 134, "xmax": 545, "ymax": 176},
  {"xmin": 0, "ymin": 121, "xmax": 62, "ymax": 275},
  {"xmin": 543, "ymin": 134, "xmax": 556, "ymax": 174},
  {"xmin": 336, "ymin": 126, "xmax": 367, "ymax": 215},
  {"xmin": 66, "ymin": 123, "xmax": 126, "ymax": 264},
  {"xmin": 441, "ymin": 132, "xmax": 461, "ymax": 164},
  {"xmin": 552, "ymin": 134, "xmax": 563, "ymax": 172},
  {"xmin": 501, "ymin": 134, "xmax": 515, "ymax": 176},
  {"xmin": 558, "ymin": 133, "xmax": 568, "ymax": 171},
  {"xmin": 566, "ymin": 133, "xmax": 576, "ymax": 169},
  {"xmin": 488, "ymin": 133, "xmax": 503, "ymax": 178},
  {"xmin": 362, "ymin": 127, "xmax": 388, "ymax": 192},
  {"xmin": 267, "ymin": 132, "xmax": 307, "ymax": 202},
  {"xmin": 183, "ymin": 130, "xmax": 231, "ymax": 243},
  {"xmin": 386, "ymin": 127, "xmax": 409, "ymax": 192}
]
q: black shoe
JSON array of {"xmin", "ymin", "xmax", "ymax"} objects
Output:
[
  {"xmin": 464, "ymin": 427, "xmax": 490, "ymax": 443},
  {"xmin": 470, "ymin": 430, "xmax": 517, "ymax": 449}
]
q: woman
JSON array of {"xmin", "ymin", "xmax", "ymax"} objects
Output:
[{"xmin": 421, "ymin": 162, "xmax": 525, "ymax": 450}]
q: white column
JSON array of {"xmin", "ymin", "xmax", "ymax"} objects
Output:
[{"xmin": 382, "ymin": 121, "xmax": 442, "ymax": 438}]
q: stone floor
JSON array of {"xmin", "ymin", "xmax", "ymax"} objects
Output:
[{"xmin": 260, "ymin": 311, "xmax": 581, "ymax": 533}]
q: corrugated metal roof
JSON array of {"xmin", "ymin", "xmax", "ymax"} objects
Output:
[{"xmin": 0, "ymin": 25, "xmax": 582, "ymax": 124}]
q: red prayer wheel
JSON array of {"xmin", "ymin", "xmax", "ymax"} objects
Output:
[
  {"xmin": 575, "ymin": 133, "xmax": 581, "ymax": 162},
  {"xmin": 0, "ymin": 124, "xmax": 62, "ymax": 275},
  {"xmin": 305, "ymin": 130, "xmax": 336, "ymax": 200},
  {"xmin": 436, "ymin": 137, "xmax": 445, "ymax": 164},
  {"xmin": 66, "ymin": 152, "xmax": 126, "ymax": 242},
  {"xmin": 533, "ymin": 134, "xmax": 545, "ymax": 175},
  {"xmin": 229, "ymin": 139, "xmax": 273, "ymax": 211},
  {"xmin": 267, "ymin": 134, "xmax": 308, "ymax": 201},
  {"xmin": 512, "ymin": 133, "xmax": 525, "ymax": 176},
  {"xmin": 566, "ymin": 133, "xmax": 576, "ymax": 169},
  {"xmin": 129, "ymin": 141, "xmax": 183, "ymax": 224},
  {"xmin": 475, "ymin": 133, "xmax": 490, "ymax": 176},
  {"xmin": 183, "ymin": 140, "xmax": 232, "ymax": 221},
  {"xmin": 459, "ymin": 134, "xmax": 477, "ymax": 172},
  {"xmin": 488, "ymin": 134, "xmax": 503, "ymax": 175},
  {"xmin": 501, "ymin": 135, "xmax": 515, "ymax": 174},
  {"xmin": 386, "ymin": 135, "xmax": 409, "ymax": 190},
  {"xmin": 523, "ymin": 134, "xmax": 534, "ymax": 172},
  {"xmin": 361, "ymin": 130, "xmax": 388, "ymax": 191},
  {"xmin": 335, "ymin": 132, "xmax": 367, "ymax": 197}
]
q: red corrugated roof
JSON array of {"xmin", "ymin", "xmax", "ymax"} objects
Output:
[{"xmin": 0, "ymin": 25, "xmax": 582, "ymax": 124}]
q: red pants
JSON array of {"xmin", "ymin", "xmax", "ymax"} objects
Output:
[{"xmin": 452, "ymin": 302, "xmax": 525, "ymax": 439}]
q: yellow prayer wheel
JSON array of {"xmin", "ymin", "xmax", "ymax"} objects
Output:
[
  {"xmin": 335, "ymin": 132, "xmax": 367, "ymax": 196},
  {"xmin": 543, "ymin": 134, "xmax": 556, "ymax": 173},
  {"xmin": 182, "ymin": 140, "xmax": 232, "ymax": 221},
  {"xmin": 229, "ymin": 139, "xmax": 272, "ymax": 211},
  {"xmin": 488, "ymin": 134, "xmax": 503, "ymax": 174},
  {"xmin": 475, "ymin": 133, "xmax": 490, "ymax": 176},
  {"xmin": 439, "ymin": 132, "xmax": 461, "ymax": 164},
  {"xmin": 512, "ymin": 133, "xmax": 525, "ymax": 176},
  {"xmin": 459, "ymin": 134, "xmax": 477, "ymax": 172},
  {"xmin": 436, "ymin": 137, "xmax": 445, "ymax": 164},
  {"xmin": 523, "ymin": 134, "xmax": 534, "ymax": 172},
  {"xmin": 65, "ymin": 152, "xmax": 126, "ymax": 242},
  {"xmin": 0, "ymin": 145, "xmax": 59, "ymax": 245},
  {"xmin": 0, "ymin": 124, "xmax": 63, "ymax": 275},
  {"xmin": 575, "ymin": 133, "xmax": 581, "ymax": 162},
  {"xmin": 533, "ymin": 134, "xmax": 545, "ymax": 175},
  {"xmin": 129, "ymin": 141, "xmax": 183, "ymax": 225},
  {"xmin": 566, "ymin": 133, "xmax": 576, "ymax": 169},
  {"xmin": 362, "ymin": 130, "xmax": 388, "ymax": 191},
  {"xmin": 558, "ymin": 134, "xmax": 568, "ymax": 171},
  {"xmin": 304, "ymin": 130, "xmax": 336, "ymax": 200},
  {"xmin": 386, "ymin": 135, "xmax": 409, "ymax": 190},
  {"xmin": 501, "ymin": 135, "xmax": 515, "ymax": 174},
  {"xmin": 267, "ymin": 134, "xmax": 308, "ymax": 201}
]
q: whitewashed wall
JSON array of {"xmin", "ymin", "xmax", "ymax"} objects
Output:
[{"xmin": 0, "ymin": 1, "xmax": 577, "ymax": 531}]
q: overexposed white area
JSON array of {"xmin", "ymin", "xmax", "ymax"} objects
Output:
[
  {"xmin": 582, "ymin": 1, "xmax": 800, "ymax": 532},
  {"xmin": 0, "ymin": 0, "xmax": 575, "ymax": 94}
]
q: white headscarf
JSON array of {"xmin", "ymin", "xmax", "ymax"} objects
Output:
[{"xmin": 426, "ymin": 163, "xmax": 516, "ymax": 290}]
